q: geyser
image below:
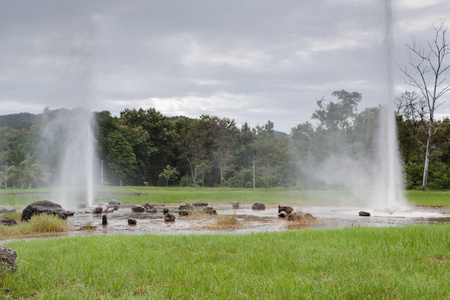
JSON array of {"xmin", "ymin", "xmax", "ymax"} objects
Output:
[
  {"xmin": 41, "ymin": 109, "xmax": 96, "ymax": 208},
  {"xmin": 375, "ymin": 0, "xmax": 407, "ymax": 210}
]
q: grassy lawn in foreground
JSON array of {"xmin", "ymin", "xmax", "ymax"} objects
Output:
[{"xmin": 1, "ymin": 225, "xmax": 449, "ymax": 299}]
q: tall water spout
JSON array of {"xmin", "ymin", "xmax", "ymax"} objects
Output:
[
  {"xmin": 47, "ymin": 109, "xmax": 96, "ymax": 208},
  {"xmin": 375, "ymin": 0, "xmax": 407, "ymax": 210}
]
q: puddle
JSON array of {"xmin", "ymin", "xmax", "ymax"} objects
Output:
[
  {"xmin": 2, "ymin": 203, "xmax": 448, "ymax": 242},
  {"xmin": 63, "ymin": 203, "xmax": 449, "ymax": 238}
]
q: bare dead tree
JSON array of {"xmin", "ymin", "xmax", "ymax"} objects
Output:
[{"xmin": 400, "ymin": 22, "xmax": 450, "ymax": 187}]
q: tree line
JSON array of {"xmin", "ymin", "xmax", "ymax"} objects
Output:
[{"xmin": 0, "ymin": 89, "xmax": 449, "ymax": 190}]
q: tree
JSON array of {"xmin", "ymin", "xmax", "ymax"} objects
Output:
[
  {"xmin": 105, "ymin": 131, "xmax": 137, "ymax": 186},
  {"xmin": 159, "ymin": 165, "xmax": 179, "ymax": 186},
  {"xmin": 400, "ymin": 22, "xmax": 450, "ymax": 187},
  {"xmin": 175, "ymin": 116, "xmax": 214, "ymax": 184}
]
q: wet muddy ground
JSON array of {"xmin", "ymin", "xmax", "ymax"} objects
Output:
[{"xmin": 65, "ymin": 203, "xmax": 450, "ymax": 238}]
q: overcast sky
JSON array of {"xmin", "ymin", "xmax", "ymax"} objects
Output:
[{"xmin": 1, "ymin": 0, "xmax": 449, "ymax": 132}]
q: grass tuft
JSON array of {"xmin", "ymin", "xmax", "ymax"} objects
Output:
[{"xmin": 0, "ymin": 213, "xmax": 67, "ymax": 238}]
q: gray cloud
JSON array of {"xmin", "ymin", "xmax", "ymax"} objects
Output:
[{"xmin": 1, "ymin": 0, "xmax": 449, "ymax": 132}]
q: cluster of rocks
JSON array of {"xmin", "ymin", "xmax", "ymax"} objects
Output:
[
  {"xmin": 130, "ymin": 203, "xmax": 159, "ymax": 213},
  {"xmin": 92, "ymin": 200, "xmax": 121, "ymax": 214},
  {"xmin": 277, "ymin": 205, "xmax": 316, "ymax": 222}
]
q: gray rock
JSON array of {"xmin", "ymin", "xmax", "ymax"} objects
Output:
[
  {"xmin": 203, "ymin": 206, "xmax": 217, "ymax": 215},
  {"xmin": 0, "ymin": 245, "xmax": 17, "ymax": 273},
  {"xmin": 111, "ymin": 204, "xmax": 120, "ymax": 211},
  {"xmin": 0, "ymin": 217, "xmax": 17, "ymax": 226},
  {"xmin": 146, "ymin": 208, "xmax": 157, "ymax": 214},
  {"xmin": 179, "ymin": 210, "xmax": 191, "ymax": 216},
  {"xmin": 252, "ymin": 202, "xmax": 266, "ymax": 210},
  {"xmin": 232, "ymin": 201, "xmax": 240, "ymax": 209},
  {"xmin": 108, "ymin": 199, "xmax": 120, "ymax": 206},
  {"xmin": 21, "ymin": 201, "xmax": 73, "ymax": 222},
  {"xmin": 0, "ymin": 207, "xmax": 16, "ymax": 214},
  {"xmin": 164, "ymin": 213, "xmax": 176, "ymax": 222},
  {"xmin": 179, "ymin": 204, "xmax": 190, "ymax": 211},
  {"xmin": 92, "ymin": 206, "xmax": 103, "ymax": 214},
  {"xmin": 144, "ymin": 203, "xmax": 154, "ymax": 209},
  {"xmin": 193, "ymin": 201, "xmax": 208, "ymax": 207},
  {"xmin": 131, "ymin": 205, "xmax": 145, "ymax": 213},
  {"xmin": 163, "ymin": 208, "xmax": 169, "ymax": 215}
]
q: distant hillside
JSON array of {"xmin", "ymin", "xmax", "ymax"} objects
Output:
[{"xmin": 0, "ymin": 112, "xmax": 38, "ymax": 129}]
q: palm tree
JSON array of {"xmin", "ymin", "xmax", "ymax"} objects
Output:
[{"xmin": 6, "ymin": 147, "xmax": 32, "ymax": 189}]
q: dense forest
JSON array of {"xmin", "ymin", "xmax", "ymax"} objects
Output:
[{"xmin": 0, "ymin": 90, "xmax": 449, "ymax": 190}]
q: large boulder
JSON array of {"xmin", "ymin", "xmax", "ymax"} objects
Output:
[
  {"xmin": 252, "ymin": 202, "xmax": 266, "ymax": 210},
  {"xmin": 0, "ymin": 245, "xmax": 17, "ymax": 273},
  {"xmin": 21, "ymin": 201, "xmax": 73, "ymax": 222}
]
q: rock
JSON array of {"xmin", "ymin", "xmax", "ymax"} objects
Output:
[
  {"xmin": 252, "ymin": 202, "xmax": 265, "ymax": 210},
  {"xmin": 146, "ymin": 208, "xmax": 157, "ymax": 214},
  {"xmin": 111, "ymin": 204, "xmax": 120, "ymax": 211},
  {"xmin": 21, "ymin": 200, "xmax": 73, "ymax": 222},
  {"xmin": 203, "ymin": 206, "xmax": 217, "ymax": 215},
  {"xmin": 179, "ymin": 210, "xmax": 191, "ymax": 216},
  {"xmin": 232, "ymin": 201, "xmax": 240, "ymax": 209},
  {"xmin": 359, "ymin": 211, "xmax": 371, "ymax": 217},
  {"xmin": 278, "ymin": 205, "xmax": 293, "ymax": 214},
  {"xmin": 131, "ymin": 205, "xmax": 145, "ymax": 213},
  {"xmin": 179, "ymin": 204, "xmax": 192, "ymax": 211},
  {"xmin": 92, "ymin": 206, "xmax": 103, "ymax": 214},
  {"xmin": 164, "ymin": 213, "xmax": 176, "ymax": 222},
  {"xmin": 0, "ymin": 217, "xmax": 17, "ymax": 226},
  {"xmin": 77, "ymin": 203, "xmax": 86, "ymax": 209},
  {"xmin": 193, "ymin": 201, "xmax": 208, "ymax": 207},
  {"xmin": 0, "ymin": 207, "xmax": 16, "ymax": 214},
  {"xmin": 278, "ymin": 211, "xmax": 287, "ymax": 218},
  {"xmin": 128, "ymin": 218, "xmax": 137, "ymax": 225},
  {"xmin": 108, "ymin": 199, "xmax": 120, "ymax": 206},
  {"xmin": 287, "ymin": 211, "xmax": 316, "ymax": 222},
  {"xmin": 144, "ymin": 203, "xmax": 154, "ymax": 209},
  {"xmin": 163, "ymin": 208, "xmax": 169, "ymax": 215},
  {"xmin": 107, "ymin": 207, "xmax": 115, "ymax": 213},
  {"xmin": 102, "ymin": 214, "xmax": 108, "ymax": 225},
  {"xmin": 0, "ymin": 245, "xmax": 17, "ymax": 273},
  {"xmin": 102, "ymin": 204, "xmax": 109, "ymax": 213}
]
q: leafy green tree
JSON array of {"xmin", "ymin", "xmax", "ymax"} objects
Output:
[
  {"xmin": 120, "ymin": 108, "xmax": 176, "ymax": 185},
  {"xmin": 253, "ymin": 121, "xmax": 288, "ymax": 187},
  {"xmin": 105, "ymin": 131, "xmax": 137, "ymax": 186},
  {"xmin": 159, "ymin": 165, "xmax": 180, "ymax": 186},
  {"xmin": 175, "ymin": 116, "xmax": 214, "ymax": 184}
]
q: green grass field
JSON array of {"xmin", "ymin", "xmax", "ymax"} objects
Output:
[
  {"xmin": 1, "ymin": 186, "xmax": 449, "ymax": 208},
  {"xmin": 1, "ymin": 225, "xmax": 449, "ymax": 299}
]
